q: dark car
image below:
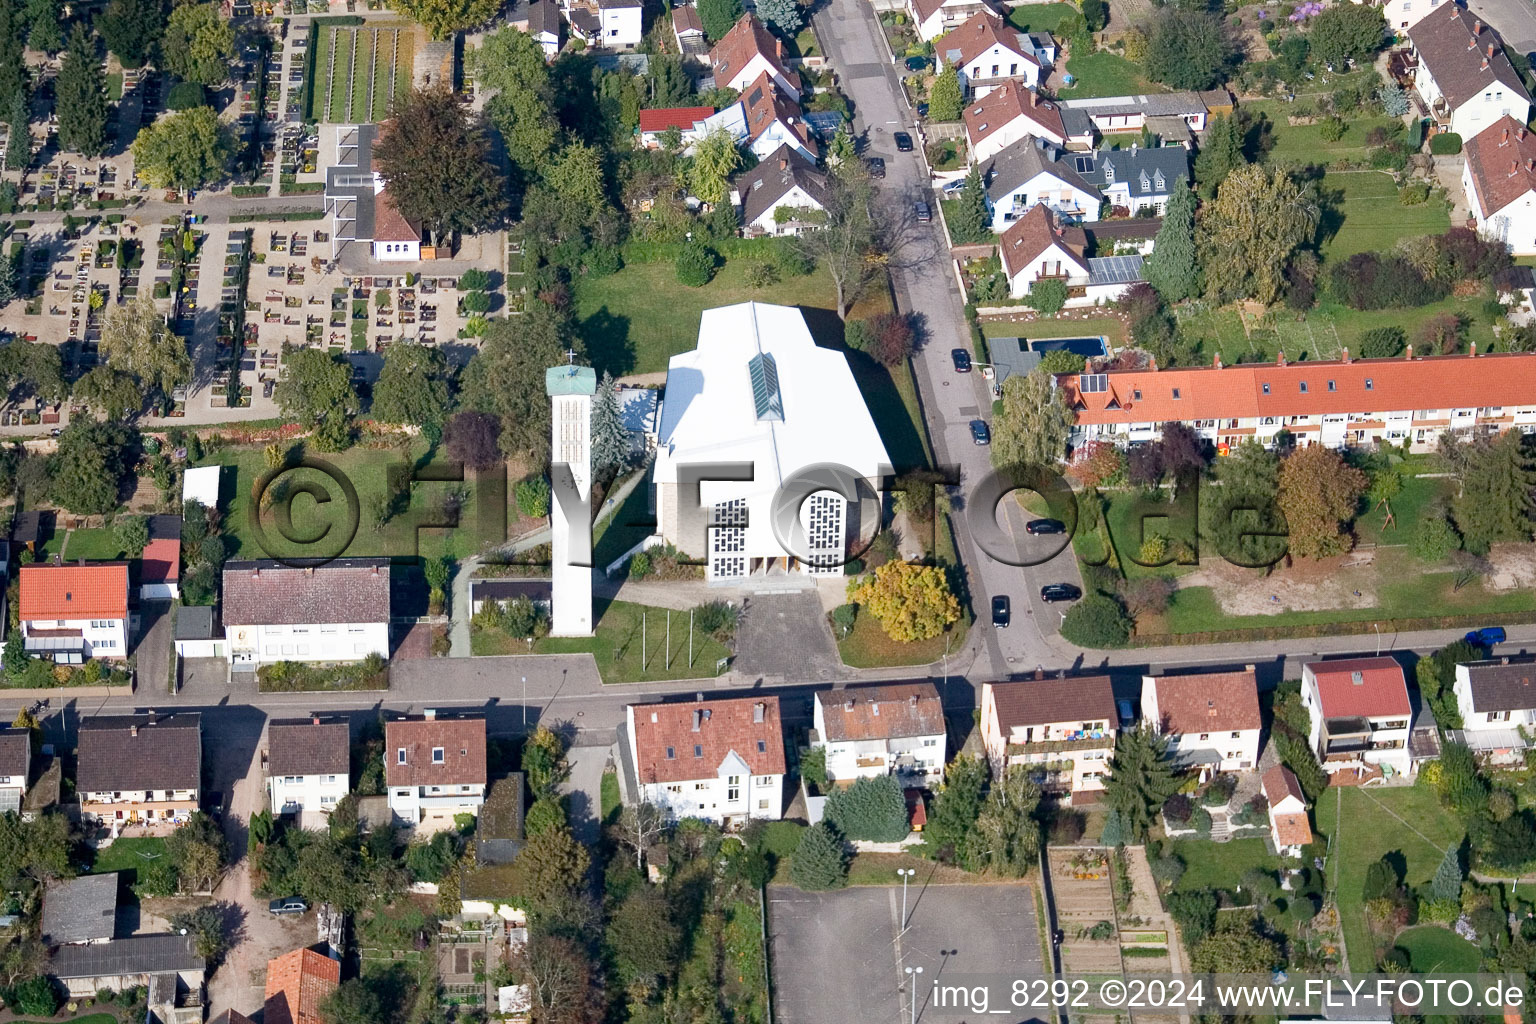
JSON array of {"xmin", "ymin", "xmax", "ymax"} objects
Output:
[
  {"xmin": 970, "ymin": 419, "xmax": 991, "ymax": 445},
  {"xmin": 1116, "ymin": 698, "xmax": 1136, "ymax": 727},
  {"xmin": 915, "ymin": 200, "xmax": 931, "ymax": 222},
  {"xmin": 992, "ymin": 595, "xmax": 1011, "ymax": 628},
  {"xmin": 916, "ymin": 102, "xmax": 929, "ymax": 117},
  {"xmin": 1466, "ymin": 626, "xmax": 1508, "ymax": 647},
  {"xmin": 269, "ymin": 897, "xmax": 308, "ymax": 915},
  {"xmin": 1025, "ymin": 517, "xmax": 1066, "ymax": 535},
  {"xmin": 1040, "ymin": 583, "xmax": 1082, "ymax": 603},
  {"xmin": 951, "ymin": 348, "xmax": 972, "ymax": 373},
  {"xmin": 893, "ymin": 131, "xmax": 914, "ymax": 152},
  {"xmin": 866, "ymin": 156, "xmax": 886, "ymax": 178},
  {"xmin": 903, "ymin": 56, "xmax": 929, "ymax": 73}
]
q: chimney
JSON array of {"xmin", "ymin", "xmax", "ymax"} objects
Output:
[
  {"xmin": 252, "ymin": 567, "xmax": 259, "ymax": 577},
  {"xmin": 1406, "ymin": 344, "xmax": 1414, "ymax": 359},
  {"xmin": 1469, "ymin": 34, "xmax": 1478, "ymax": 50},
  {"xmin": 910, "ymin": 693, "xmax": 919, "ymax": 707},
  {"xmin": 1030, "ymin": 89, "xmax": 1039, "ymax": 107},
  {"xmin": 845, "ymin": 698, "xmax": 855, "ymax": 711},
  {"xmin": 424, "ymin": 708, "xmax": 436, "ymax": 720},
  {"xmin": 1502, "ymin": 126, "xmax": 1511, "ymax": 146},
  {"xmin": 1489, "ymin": 43, "xmax": 1497, "ymax": 58},
  {"xmin": 1342, "ymin": 347, "xmax": 1351, "ymax": 363},
  {"xmin": 753, "ymin": 701, "xmax": 765, "ymax": 723},
  {"xmin": 146, "ymin": 711, "xmax": 156, "ymax": 726},
  {"xmin": 1277, "ymin": 349, "xmax": 1287, "ymax": 367},
  {"xmin": 1213, "ymin": 352, "xmax": 1222, "ymax": 369},
  {"xmin": 779, "ymin": 157, "xmax": 789, "ymax": 170},
  {"xmin": 691, "ymin": 709, "xmax": 702, "ymax": 731},
  {"xmin": 1482, "ymin": 55, "xmax": 1490, "ymax": 71},
  {"xmin": 371, "ymin": 565, "xmax": 379, "ymax": 576},
  {"xmin": 312, "ymin": 715, "xmax": 321, "ymax": 725},
  {"xmin": 1475, "ymin": 18, "xmax": 1483, "ymax": 33},
  {"xmin": 130, "ymin": 724, "xmax": 138, "ymax": 737},
  {"xmin": 1471, "ymin": 342, "xmax": 1478, "ymax": 356}
]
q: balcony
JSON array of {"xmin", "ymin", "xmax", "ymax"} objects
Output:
[{"xmin": 1006, "ymin": 735, "xmax": 1112, "ymax": 756}]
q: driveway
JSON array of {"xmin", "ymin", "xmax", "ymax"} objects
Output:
[
  {"xmin": 734, "ymin": 592, "xmax": 845, "ymax": 683},
  {"xmin": 133, "ymin": 601, "xmax": 174, "ymax": 697}
]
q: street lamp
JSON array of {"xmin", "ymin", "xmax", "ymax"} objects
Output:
[
  {"xmin": 1373, "ymin": 622, "xmax": 1381, "ymax": 656},
  {"xmin": 897, "ymin": 867, "xmax": 916, "ymax": 933},
  {"xmin": 904, "ymin": 965, "xmax": 924, "ymax": 1024},
  {"xmin": 522, "ymin": 675, "xmax": 528, "ymax": 729}
]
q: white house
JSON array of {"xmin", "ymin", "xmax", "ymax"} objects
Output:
[
  {"xmin": 998, "ymin": 204, "xmax": 1145, "ymax": 304},
  {"xmin": 1141, "ymin": 667, "xmax": 1262, "ymax": 777},
  {"xmin": 385, "ymin": 711, "xmax": 488, "ymax": 827},
  {"xmin": 324, "ymin": 124, "xmax": 422, "ymax": 263},
  {"xmin": 1408, "ymin": 7, "xmax": 1532, "ymax": 139},
  {"xmin": 626, "ymin": 696, "xmax": 785, "ymax": 825},
  {"xmin": 1462, "ymin": 118, "xmax": 1536, "ymax": 254},
  {"xmin": 937, "ymin": 14, "xmax": 1053, "ymax": 96},
  {"xmin": 19, "ymin": 562, "xmax": 129, "ymax": 664},
  {"xmin": 593, "ymin": 0, "xmax": 642, "ymax": 48},
  {"xmin": 908, "ymin": 0, "xmax": 1003, "ymax": 43},
  {"xmin": 735, "ymin": 144, "xmax": 829, "ymax": 236},
  {"xmin": 267, "ymin": 717, "xmax": 351, "ymax": 824},
  {"xmin": 221, "ymin": 559, "xmax": 391, "ymax": 671},
  {"xmin": 982, "ymin": 137, "xmax": 1103, "ymax": 230},
  {"xmin": 1451, "ymin": 656, "xmax": 1536, "ymax": 759},
  {"xmin": 965, "ymin": 80, "xmax": 1068, "ymax": 163},
  {"xmin": 1366, "ymin": 0, "xmax": 1446, "ymax": 32},
  {"xmin": 526, "ymin": 1, "xmax": 564, "ymax": 58},
  {"xmin": 0, "ymin": 728, "xmax": 29, "ymax": 816},
  {"xmin": 76, "ymin": 712, "xmax": 202, "ymax": 835},
  {"xmin": 709, "ymin": 14, "xmax": 799, "ymax": 101},
  {"xmin": 653, "ymin": 302, "xmax": 891, "ymax": 581},
  {"xmin": 1080, "ymin": 144, "xmax": 1190, "ymax": 216},
  {"xmin": 1261, "ymin": 764, "xmax": 1313, "ymax": 857},
  {"xmin": 812, "ymin": 682, "xmax": 946, "ymax": 786},
  {"xmin": 638, "ymin": 105, "xmax": 722, "ymax": 148},
  {"xmin": 742, "ymin": 73, "xmax": 818, "ymax": 163},
  {"xmin": 1300, "ymin": 657, "xmax": 1413, "ymax": 779},
  {"xmin": 979, "ymin": 677, "xmax": 1117, "ymax": 798}
]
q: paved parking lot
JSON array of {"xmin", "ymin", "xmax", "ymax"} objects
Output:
[
  {"xmin": 734, "ymin": 592, "xmax": 843, "ymax": 683},
  {"xmin": 768, "ymin": 883, "xmax": 1043, "ymax": 1024}
]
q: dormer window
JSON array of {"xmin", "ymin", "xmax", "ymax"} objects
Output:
[
  {"xmin": 396, "ymin": 748, "xmax": 406, "ymax": 764},
  {"xmin": 1153, "ymin": 170, "xmax": 1165, "ymax": 189},
  {"xmin": 1171, "ymin": 388, "xmax": 1181, "ymax": 399},
  {"xmin": 666, "ymin": 746, "xmax": 675, "ymax": 759},
  {"xmin": 1327, "ymin": 380, "xmax": 1336, "ymax": 392},
  {"xmin": 1262, "ymin": 383, "xmax": 1271, "ymax": 394},
  {"xmin": 1132, "ymin": 389, "xmax": 1142, "ymax": 401}
]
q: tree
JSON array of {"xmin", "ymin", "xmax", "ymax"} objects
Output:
[
  {"xmin": 0, "ymin": 252, "xmax": 16, "ymax": 308},
  {"xmin": 50, "ymin": 420, "xmax": 137, "ymax": 515},
  {"xmin": 1452, "ymin": 431, "xmax": 1536, "ymax": 553},
  {"xmin": 171, "ymin": 904, "xmax": 232, "ymax": 964},
  {"xmin": 1412, "ymin": 506, "xmax": 1461, "ymax": 563},
  {"xmin": 789, "ymin": 821, "xmax": 848, "ymax": 890},
  {"xmin": 947, "ymin": 166, "xmax": 989, "ymax": 242},
  {"xmin": 72, "ymin": 366, "xmax": 141, "ymax": 420},
  {"xmin": 1192, "ymin": 114, "xmax": 1247, "ymax": 200},
  {"xmin": 25, "ymin": 0, "xmax": 61, "ymax": 54},
  {"xmin": 1431, "ymin": 843, "xmax": 1463, "ymax": 903},
  {"xmin": 374, "ymin": 87, "xmax": 507, "ymax": 241},
  {"xmin": 102, "ymin": 295, "xmax": 192, "ymax": 403},
  {"xmin": 522, "ymin": 724, "xmax": 568, "ymax": 799},
  {"xmin": 825, "ymin": 774, "xmax": 909, "ymax": 842},
  {"xmin": 443, "ymin": 410, "xmax": 503, "ymax": 470},
  {"xmin": 131, "ymin": 106, "xmax": 232, "ymax": 189},
  {"xmin": 1082, "ymin": 0, "xmax": 1107, "ymax": 30},
  {"xmin": 794, "ymin": 168, "xmax": 888, "ymax": 320},
  {"xmin": 972, "ymin": 766, "xmax": 1041, "ymax": 877},
  {"xmin": 1191, "ymin": 923, "xmax": 1282, "ymax": 972},
  {"xmin": 590, "ymin": 371, "xmax": 629, "ymax": 482},
  {"xmin": 688, "ymin": 126, "xmax": 743, "ymax": 207},
  {"xmin": 160, "ymin": 4, "xmax": 233, "ymax": 87},
  {"xmin": 614, "ymin": 803, "xmax": 666, "ymax": 870},
  {"xmin": 370, "ymin": 342, "xmax": 451, "ymax": 431},
  {"xmin": 471, "ymin": 27, "xmax": 560, "ymax": 190},
  {"xmin": 97, "ymin": 0, "xmax": 163, "ymax": 67},
  {"xmin": 275, "ymin": 348, "xmax": 358, "ymax": 451},
  {"xmin": 607, "ymin": 888, "xmax": 680, "ymax": 990},
  {"xmin": 114, "ymin": 514, "xmax": 148, "ymax": 558},
  {"xmin": 0, "ymin": 340, "xmax": 65, "ymax": 403},
  {"xmin": 1359, "ymin": 326, "xmax": 1406, "ymax": 358},
  {"xmin": 929, "ymin": 66, "xmax": 963, "ymax": 122},
  {"xmin": 1198, "ymin": 164, "xmax": 1320, "ymax": 305},
  {"xmin": 698, "ymin": 0, "xmax": 744, "ymax": 41},
  {"xmin": 323, "ymin": 978, "xmax": 385, "ymax": 1024},
  {"xmin": 167, "ymin": 811, "xmax": 227, "ymax": 892},
  {"xmin": 675, "ymin": 240, "xmax": 719, "ymax": 286},
  {"xmin": 758, "ymin": 0, "xmax": 802, "ymax": 34},
  {"xmin": 515, "ymin": 936, "xmax": 603, "ymax": 1024},
  {"xmin": 1102, "ymin": 726, "xmax": 1180, "ymax": 840},
  {"xmin": 993, "ymin": 368, "xmax": 1070, "ymax": 468},
  {"xmin": 1144, "ymin": 12, "xmax": 1234, "ymax": 90},
  {"xmin": 645, "ymin": 53, "xmax": 695, "ymax": 108},
  {"xmin": 509, "ymin": 824, "xmax": 590, "ymax": 915},
  {"xmin": 4, "ymin": 89, "xmax": 27, "ymax": 171},
  {"xmin": 1100, "ymin": 808, "xmax": 1130, "ymax": 847},
  {"xmin": 848, "ymin": 560, "xmax": 960, "ymax": 643},
  {"xmin": 1277, "ymin": 445, "xmax": 1368, "ymax": 558},
  {"xmin": 1309, "ymin": 2, "xmax": 1386, "ymax": 67},
  {"xmin": 924, "ymin": 757, "xmax": 987, "ymax": 865},
  {"xmin": 460, "ymin": 307, "xmax": 583, "ymax": 463},
  {"xmin": 1026, "ymin": 278, "xmax": 1069, "ymax": 315},
  {"xmin": 394, "ymin": 0, "xmax": 499, "ymax": 37},
  {"xmin": 56, "ymin": 24, "xmax": 108, "ymax": 158},
  {"xmin": 1061, "ymin": 593, "xmax": 1132, "ymax": 646},
  {"xmin": 1144, "ymin": 179, "xmax": 1197, "ymax": 301}
]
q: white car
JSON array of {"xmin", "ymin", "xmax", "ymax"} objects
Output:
[{"xmin": 941, "ymin": 179, "xmax": 966, "ymax": 196}]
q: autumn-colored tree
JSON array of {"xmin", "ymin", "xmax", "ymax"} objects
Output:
[
  {"xmin": 1276, "ymin": 445, "xmax": 1368, "ymax": 558},
  {"xmin": 1198, "ymin": 164, "xmax": 1319, "ymax": 305},
  {"xmin": 849, "ymin": 561, "xmax": 960, "ymax": 643}
]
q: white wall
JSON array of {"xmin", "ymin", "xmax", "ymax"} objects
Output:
[
  {"xmin": 227, "ymin": 621, "xmax": 388, "ymax": 667},
  {"xmin": 637, "ymin": 770, "xmax": 784, "ymax": 823},
  {"xmin": 388, "ymin": 783, "xmax": 487, "ymax": 825},
  {"xmin": 1454, "ymin": 665, "xmax": 1536, "ymax": 732},
  {"xmin": 958, "ymin": 44, "xmax": 1042, "ymax": 94},
  {"xmin": 599, "ymin": 5, "xmax": 642, "ymax": 46},
  {"xmin": 989, "ymin": 172, "xmax": 1101, "ymax": 231},
  {"xmin": 269, "ymin": 772, "xmax": 350, "ymax": 816},
  {"xmin": 745, "ymin": 185, "xmax": 825, "ymax": 236},
  {"xmin": 22, "ymin": 617, "xmax": 128, "ymax": 661}
]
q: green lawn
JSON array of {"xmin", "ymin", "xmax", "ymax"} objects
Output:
[
  {"xmin": 106, "ymin": 73, "xmax": 123, "ymax": 101},
  {"xmin": 1395, "ymin": 925, "xmax": 1483, "ymax": 972},
  {"xmin": 1314, "ymin": 787, "xmax": 1464, "ymax": 971},
  {"xmin": 1169, "ymin": 837, "xmax": 1282, "ymax": 895},
  {"xmin": 600, "ymin": 770, "xmax": 620, "ymax": 824},
  {"xmin": 1005, "ymin": 2, "xmax": 1076, "ymax": 32},
  {"xmin": 88, "ymin": 836, "xmax": 169, "ymax": 878},
  {"xmin": 593, "ymin": 473, "xmax": 656, "ymax": 575},
  {"xmin": 326, "ymin": 29, "xmax": 353, "ymax": 123},
  {"xmin": 1246, "ymin": 96, "xmax": 1404, "ymax": 167},
  {"xmin": 349, "ymin": 28, "xmax": 374, "ymax": 124},
  {"xmin": 1058, "ymin": 52, "xmax": 1163, "ymax": 100},
  {"xmin": 19, "ymin": 1016, "xmax": 116, "ymax": 1024},
  {"xmin": 1354, "ymin": 472, "xmax": 1451, "ymax": 548},
  {"xmin": 980, "ymin": 315, "xmax": 1128, "ymax": 352},
  {"xmin": 1318, "ymin": 170, "xmax": 1451, "ymax": 261},
  {"xmin": 527, "ymin": 599, "xmax": 735, "ymax": 682},
  {"xmin": 63, "ymin": 527, "xmax": 128, "ymax": 561}
]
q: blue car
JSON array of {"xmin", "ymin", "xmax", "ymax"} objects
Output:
[{"xmin": 1465, "ymin": 627, "xmax": 1507, "ymax": 647}]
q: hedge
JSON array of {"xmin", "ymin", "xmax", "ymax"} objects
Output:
[
  {"xmin": 1429, "ymin": 132, "xmax": 1463, "ymax": 155},
  {"xmin": 256, "ymin": 654, "xmax": 388, "ymax": 691},
  {"xmin": 1131, "ymin": 608, "xmax": 1536, "ymax": 648}
]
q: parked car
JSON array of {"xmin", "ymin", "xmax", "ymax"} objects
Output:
[
  {"xmin": 992, "ymin": 595, "xmax": 1011, "ymax": 628},
  {"xmin": 1025, "ymin": 518, "xmax": 1066, "ymax": 535},
  {"xmin": 941, "ymin": 178, "xmax": 966, "ymax": 196},
  {"xmin": 1116, "ymin": 698, "xmax": 1136, "ymax": 727},
  {"xmin": 902, "ymin": 57, "xmax": 929, "ymax": 73},
  {"xmin": 914, "ymin": 201, "xmax": 931, "ymax": 222},
  {"xmin": 866, "ymin": 157, "xmax": 886, "ymax": 178},
  {"xmin": 893, "ymin": 131, "xmax": 914, "ymax": 152},
  {"xmin": 1040, "ymin": 583, "xmax": 1081, "ymax": 603},
  {"xmin": 951, "ymin": 348, "xmax": 972, "ymax": 373},
  {"xmin": 269, "ymin": 897, "xmax": 308, "ymax": 915},
  {"xmin": 970, "ymin": 419, "xmax": 991, "ymax": 445},
  {"xmin": 916, "ymin": 102, "xmax": 929, "ymax": 117},
  {"xmin": 1466, "ymin": 626, "xmax": 1508, "ymax": 647}
]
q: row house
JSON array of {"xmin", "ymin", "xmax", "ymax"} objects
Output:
[
  {"xmin": 1056, "ymin": 349, "xmax": 1536, "ymax": 454},
  {"xmin": 1301, "ymin": 657, "xmax": 1413, "ymax": 779},
  {"xmin": 221, "ymin": 559, "xmax": 392, "ymax": 671},
  {"xmin": 76, "ymin": 712, "xmax": 202, "ymax": 834},
  {"xmin": 979, "ymin": 677, "xmax": 1117, "ymax": 799},
  {"xmin": 626, "ymin": 696, "xmax": 786, "ymax": 825},
  {"xmin": 937, "ymin": 14, "xmax": 1054, "ymax": 97},
  {"xmin": 1141, "ymin": 667, "xmax": 1262, "ymax": 777},
  {"xmin": 811, "ymin": 682, "xmax": 946, "ymax": 786},
  {"xmin": 19, "ymin": 563, "xmax": 129, "ymax": 664},
  {"xmin": 1406, "ymin": 7, "xmax": 1531, "ymax": 139}
]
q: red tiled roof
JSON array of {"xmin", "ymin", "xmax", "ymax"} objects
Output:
[
  {"xmin": 964, "ymin": 80, "xmax": 1065, "ymax": 148},
  {"xmin": 709, "ymin": 14, "xmax": 787, "ymax": 90},
  {"xmin": 140, "ymin": 535, "xmax": 180, "ymax": 585},
  {"xmin": 20, "ymin": 563, "xmax": 129, "ymax": 621},
  {"xmin": 1059, "ymin": 351, "xmax": 1536, "ymax": 426},
  {"xmin": 1263, "ymin": 766, "xmax": 1311, "ymax": 847},
  {"xmin": 998, "ymin": 204, "xmax": 1087, "ymax": 280},
  {"xmin": 1305, "ymin": 657, "xmax": 1412, "ymax": 718},
  {"xmin": 937, "ymin": 13, "xmax": 1038, "ymax": 72},
  {"xmin": 384, "ymin": 716, "xmax": 487, "ymax": 788},
  {"xmin": 373, "ymin": 187, "xmax": 420, "ymax": 244},
  {"xmin": 1262, "ymin": 763, "xmax": 1305, "ymax": 808},
  {"xmin": 1147, "ymin": 668, "xmax": 1260, "ymax": 736},
  {"xmin": 817, "ymin": 682, "xmax": 944, "ymax": 742},
  {"xmin": 1464, "ymin": 116, "xmax": 1536, "ymax": 217},
  {"xmin": 264, "ymin": 949, "xmax": 340, "ymax": 1024},
  {"xmin": 1271, "ymin": 808, "xmax": 1312, "ymax": 848},
  {"xmin": 639, "ymin": 105, "xmax": 715, "ymax": 134},
  {"xmin": 911, "ymin": 0, "xmax": 999, "ymax": 29},
  {"xmin": 741, "ymin": 71, "xmax": 815, "ymax": 152},
  {"xmin": 631, "ymin": 696, "xmax": 786, "ymax": 785},
  {"xmin": 672, "ymin": 3, "xmax": 704, "ymax": 34}
]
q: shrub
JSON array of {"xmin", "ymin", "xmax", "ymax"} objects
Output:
[
  {"xmin": 1399, "ymin": 180, "xmax": 1431, "ymax": 205},
  {"xmin": 825, "ymin": 775, "xmax": 910, "ymax": 841},
  {"xmin": 790, "ymin": 822, "xmax": 849, "ymax": 890},
  {"xmin": 167, "ymin": 82, "xmax": 207, "ymax": 110},
  {"xmin": 675, "ymin": 241, "xmax": 719, "ymax": 286},
  {"xmin": 862, "ymin": 312, "xmax": 916, "ymax": 367},
  {"xmin": 459, "ymin": 269, "xmax": 491, "ymax": 291},
  {"xmin": 1026, "ymin": 278, "xmax": 1070, "ymax": 315},
  {"xmin": 831, "ymin": 602, "xmax": 856, "ymax": 637},
  {"xmin": 514, "ymin": 476, "xmax": 551, "ymax": 518},
  {"xmin": 843, "ymin": 319, "xmax": 871, "ymax": 353},
  {"xmin": 1417, "ymin": 311, "xmax": 1466, "ymax": 354},
  {"xmin": 1328, "ymin": 252, "xmax": 1447, "ymax": 310},
  {"xmin": 1060, "ymin": 593, "xmax": 1131, "ymax": 648},
  {"xmin": 461, "ymin": 290, "xmax": 492, "ymax": 314},
  {"xmin": 627, "ymin": 551, "xmax": 652, "ymax": 579},
  {"xmin": 1430, "ymin": 132, "xmax": 1463, "ymax": 155},
  {"xmin": 1317, "ymin": 116, "xmax": 1346, "ymax": 142},
  {"xmin": 1358, "ymin": 326, "xmax": 1406, "ymax": 358},
  {"xmin": 1163, "ymin": 793, "xmax": 1194, "ymax": 825},
  {"xmin": 744, "ymin": 261, "xmax": 779, "ymax": 287},
  {"xmin": 11, "ymin": 976, "xmax": 59, "ymax": 1016}
]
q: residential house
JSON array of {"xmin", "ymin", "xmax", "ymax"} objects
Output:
[
  {"xmin": 638, "ymin": 105, "xmax": 719, "ymax": 147},
  {"xmin": 19, "ymin": 562, "xmax": 129, "ymax": 664},
  {"xmin": 264, "ymin": 948, "xmax": 339, "ymax": 1024},
  {"xmin": 1407, "ymin": 7, "xmax": 1532, "ymax": 139},
  {"xmin": 742, "ymin": 72, "xmax": 818, "ymax": 163},
  {"xmin": 811, "ymin": 682, "xmax": 946, "ymax": 785},
  {"xmin": 1367, "ymin": 0, "xmax": 1447, "ymax": 31},
  {"xmin": 1141, "ymin": 667, "xmax": 1262, "ymax": 776},
  {"xmin": 1055, "ymin": 349, "xmax": 1536, "ymax": 453},
  {"xmin": 908, "ymin": 0, "xmax": 1003, "ymax": 42},
  {"xmin": 1452, "ymin": 656, "xmax": 1536, "ymax": 758},
  {"xmin": 173, "ymin": 605, "xmax": 224, "ymax": 660},
  {"xmin": 1080, "ymin": 144, "xmax": 1190, "ymax": 216},
  {"xmin": 965, "ymin": 81, "xmax": 1067, "ymax": 162},
  {"xmin": 998, "ymin": 204, "xmax": 1146, "ymax": 303},
  {"xmin": 1300, "ymin": 657, "xmax": 1413, "ymax": 778},
  {"xmin": 221, "ymin": 558, "xmax": 391, "ymax": 670},
  {"xmin": 384, "ymin": 711, "xmax": 488, "ymax": 826},
  {"xmin": 49, "ymin": 934, "xmax": 203, "ymax": 1001},
  {"xmin": 626, "ymin": 696, "xmax": 786, "ymax": 824},
  {"xmin": 653, "ymin": 303, "xmax": 890, "ymax": 581},
  {"xmin": 981, "ymin": 137, "xmax": 1103, "ymax": 230},
  {"xmin": 0, "ymin": 727, "xmax": 30, "ymax": 816},
  {"xmin": 709, "ymin": 15, "xmax": 800, "ymax": 101},
  {"xmin": 1057, "ymin": 91, "xmax": 1212, "ymax": 145},
  {"xmin": 672, "ymin": 3, "xmax": 706, "ymax": 55},
  {"xmin": 1261, "ymin": 764, "xmax": 1313, "ymax": 856},
  {"xmin": 41, "ymin": 873, "xmax": 118, "ymax": 946},
  {"xmin": 938, "ymin": 15, "xmax": 1053, "ymax": 96},
  {"xmin": 1462, "ymin": 117, "xmax": 1536, "ymax": 254},
  {"xmin": 979, "ymin": 677, "xmax": 1117, "ymax": 798},
  {"xmin": 76, "ymin": 712, "xmax": 202, "ymax": 833},
  {"xmin": 735, "ymin": 144, "xmax": 830, "ymax": 236},
  {"xmin": 139, "ymin": 515, "xmax": 181, "ymax": 601},
  {"xmin": 267, "ymin": 717, "xmax": 351, "ymax": 823},
  {"xmin": 592, "ymin": 0, "xmax": 643, "ymax": 49},
  {"xmin": 468, "ymin": 579, "xmax": 553, "ymax": 618},
  {"xmin": 526, "ymin": 1, "xmax": 565, "ymax": 58}
]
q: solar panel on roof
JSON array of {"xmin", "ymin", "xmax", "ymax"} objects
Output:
[
  {"xmin": 748, "ymin": 352, "xmax": 784, "ymax": 421},
  {"xmin": 1078, "ymin": 373, "xmax": 1107, "ymax": 393},
  {"xmin": 1074, "ymin": 155, "xmax": 1093, "ymax": 172}
]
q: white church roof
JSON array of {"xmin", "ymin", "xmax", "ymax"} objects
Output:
[{"xmin": 655, "ymin": 302, "xmax": 890, "ymax": 508}]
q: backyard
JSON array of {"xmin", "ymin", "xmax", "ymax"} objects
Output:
[
  {"xmin": 1245, "ymin": 93, "xmax": 1408, "ymax": 168},
  {"xmin": 1059, "ymin": 51, "xmax": 1163, "ymax": 99},
  {"xmin": 1395, "ymin": 925, "xmax": 1482, "ymax": 973},
  {"xmin": 1167, "ymin": 837, "xmax": 1282, "ymax": 894},
  {"xmin": 1005, "ymin": 2, "xmax": 1075, "ymax": 32},
  {"xmin": 1318, "ymin": 170, "xmax": 1451, "ymax": 261}
]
